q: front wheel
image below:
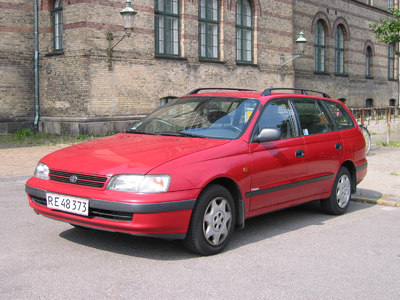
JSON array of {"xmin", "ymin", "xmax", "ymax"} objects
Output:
[
  {"xmin": 321, "ymin": 167, "xmax": 352, "ymax": 215},
  {"xmin": 183, "ymin": 184, "xmax": 235, "ymax": 255}
]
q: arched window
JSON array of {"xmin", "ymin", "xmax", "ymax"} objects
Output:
[
  {"xmin": 388, "ymin": 44, "xmax": 395, "ymax": 80},
  {"xmin": 366, "ymin": 98, "xmax": 374, "ymax": 108},
  {"xmin": 335, "ymin": 26, "xmax": 345, "ymax": 74},
  {"xmin": 389, "ymin": 99, "xmax": 396, "ymax": 106},
  {"xmin": 53, "ymin": 0, "xmax": 63, "ymax": 51},
  {"xmin": 155, "ymin": 0, "xmax": 180, "ymax": 56},
  {"xmin": 236, "ymin": 0, "xmax": 253, "ymax": 63},
  {"xmin": 315, "ymin": 20, "xmax": 326, "ymax": 72},
  {"xmin": 199, "ymin": 0, "xmax": 219, "ymax": 60},
  {"xmin": 365, "ymin": 46, "xmax": 373, "ymax": 78}
]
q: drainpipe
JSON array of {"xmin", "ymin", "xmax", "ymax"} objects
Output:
[{"xmin": 33, "ymin": 0, "xmax": 39, "ymax": 132}]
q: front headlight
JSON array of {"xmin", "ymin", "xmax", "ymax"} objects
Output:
[
  {"xmin": 34, "ymin": 162, "xmax": 49, "ymax": 180},
  {"xmin": 107, "ymin": 175, "xmax": 171, "ymax": 193}
]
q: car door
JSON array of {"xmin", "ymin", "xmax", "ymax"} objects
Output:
[
  {"xmin": 248, "ymin": 99, "xmax": 308, "ymax": 213},
  {"xmin": 291, "ymin": 98, "xmax": 343, "ymax": 199}
]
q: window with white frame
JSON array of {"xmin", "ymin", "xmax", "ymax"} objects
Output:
[
  {"xmin": 365, "ymin": 46, "xmax": 373, "ymax": 78},
  {"xmin": 155, "ymin": 0, "xmax": 180, "ymax": 56},
  {"xmin": 315, "ymin": 20, "xmax": 326, "ymax": 72},
  {"xmin": 199, "ymin": 0, "xmax": 219, "ymax": 60},
  {"xmin": 53, "ymin": 0, "xmax": 63, "ymax": 51},
  {"xmin": 236, "ymin": 0, "xmax": 253, "ymax": 63},
  {"xmin": 335, "ymin": 26, "xmax": 345, "ymax": 74},
  {"xmin": 388, "ymin": 44, "xmax": 395, "ymax": 80}
]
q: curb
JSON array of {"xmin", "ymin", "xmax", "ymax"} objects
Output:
[{"xmin": 351, "ymin": 196, "xmax": 400, "ymax": 207}]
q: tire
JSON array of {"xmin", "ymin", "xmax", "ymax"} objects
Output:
[
  {"xmin": 183, "ymin": 184, "xmax": 236, "ymax": 255},
  {"xmin": 321, "ymin": 167, "xmax": 352, "ymax": 215},
  {"xmin": 360, "ymin": 125, "xmax": 371, "ymax": 155}
]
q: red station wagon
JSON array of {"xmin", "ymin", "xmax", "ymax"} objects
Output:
[{"xmin": 26, "ymin": 88, "xmax": 368, "ymax": 255}]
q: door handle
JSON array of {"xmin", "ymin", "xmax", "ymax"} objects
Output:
[
  {"xmin": 335, "ymin": 143, "xmax": 342, "ymax": 150},
  {"xmin": 295, "ymin": 149, "xmax": 305, "ymax": 158}
]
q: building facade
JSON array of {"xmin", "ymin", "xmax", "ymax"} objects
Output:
[
  {"xmin": 0, "ymin": 0, "xmax": 35, "ymax": 133},
  {"xmin": 293, "ymin": 0, "xmax": 398, "ymax": 107},
  {"xmin": 0, "ymin": 0, "xmax": 398, "ymax": 135}
]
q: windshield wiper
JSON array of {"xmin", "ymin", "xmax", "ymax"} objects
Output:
[
  {"xmin": 125, "ymin": 129, "xmax": 157, "ymax": 135},
  {"xmin": 125, "ymin": 129, "xmax": 204, "ymax": 138},
  {"xmin": 125, "ymin": 129, "xmax": 143, "ymax": 134},
  {"xmin": 156, "ymin": 131, "xmax": 205, "ymax": 138}
]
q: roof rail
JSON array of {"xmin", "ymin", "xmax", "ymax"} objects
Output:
[
  {"xmin": 187, "ymin": 88, "xmax": 257, "ymax": 95},
  {"xmin": 261, "ymin": 88, "xmax": 330, "ymax": 98}
]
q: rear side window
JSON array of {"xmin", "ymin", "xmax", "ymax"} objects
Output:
[
  {"xmin": 324, "ymin": 101, "xmax": 355, "ymax": 129},
  {"xmin": 292, "ymin": 99, "xmax": 334, "ymax": 135}
]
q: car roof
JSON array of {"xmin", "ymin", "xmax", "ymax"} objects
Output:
[
  {"xmin": 185, "ymin": 90, "xmax": 263, "ymax": 98},
  {"xmin": 184, "ymin": 88, "xmax": 331, "ymax": 100}
]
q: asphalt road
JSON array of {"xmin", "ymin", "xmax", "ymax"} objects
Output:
[{"xmin": 1, "ymin": 178, "xmax": 399, "ymax": 299}]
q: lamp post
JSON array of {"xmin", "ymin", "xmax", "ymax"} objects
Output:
[
  {"xmin": 106, "ymin": 0, "xmax": 137, "ymax": 70},
  {"xmin": 280, "ymin": 31, "xmax": 307, "ymax": 66}
]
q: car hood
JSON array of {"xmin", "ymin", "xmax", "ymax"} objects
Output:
[{"xmin": 41, "ymin": 133, "xmax": 230, "ymax": 175}]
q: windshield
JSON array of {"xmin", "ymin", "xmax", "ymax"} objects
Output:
[{"xmin": 128, "ymin": 97, "xmax": 259, "ymax": 139}]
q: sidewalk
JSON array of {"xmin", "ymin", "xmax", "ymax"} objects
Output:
[
  {"xmin": 0, "ymin": 144, "xmax": 67, "ymax": 179},
  {"xmin": 351, "ymin": 119, "xmax": 400, "ymax": 207},
  {"xmin": 1, "ymin": 143, "xmax": 399, "ymax": 206},
  {"xmin": 352, "ymin": 145, "xmax": 400, "ymax": 207}
]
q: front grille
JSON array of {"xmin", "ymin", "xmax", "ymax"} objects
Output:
[
  {"xmin": 49, "ymin": 170, "xmax": 108, "ymax": 188},
  {"xmin": 30, "ymin": 195, "xmax": 133, "ymax": 222},
  {"xmin": 32, "ymin": 196, "xmax": 46, "ymax": 206}
]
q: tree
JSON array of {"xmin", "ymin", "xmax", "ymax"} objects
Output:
[{"xmin": 369, "ymin": 7, "xmax": 400, "ymax": 55}]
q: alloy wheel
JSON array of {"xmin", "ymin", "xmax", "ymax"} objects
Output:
[
  {"xmin": 202, "ymin": 197, "xmax": 232, "ymax": 246},
  {"xmin": 336, "ymin": 174, "xmax": 351, "ymax": 208}
]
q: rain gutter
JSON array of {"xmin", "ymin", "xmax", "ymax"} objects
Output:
[{"xmin": 33, "ymin": 0, "xmax": 39, "ymax": 131}]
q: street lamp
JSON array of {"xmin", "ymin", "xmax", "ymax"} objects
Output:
[
  {"xmin": 280, "ymin": 31, "xmax": 307, "ymax": 66},
  {"xmin": 106, "ymin": 0, "xmax": 137, "ymax": 70}
]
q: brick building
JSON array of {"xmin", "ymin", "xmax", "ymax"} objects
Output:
[
  {"xmin": 293, "ymin": 0, "xmax": 399, "ymax": 107},
  {"xmin": 0, "ymin": 0, "xmax": 398, "ymax": 135}
]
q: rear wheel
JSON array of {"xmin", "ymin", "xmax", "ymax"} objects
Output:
[
  {"xmin": 360, "ymin": 125, "xmax": 371, "ymax": 155},
  {"xmin": 321, "ymin": 167, "xmax": 352, "ymax": 215},
  {"xmin": 183, "ymin": 184, "xmax": 235, "ymax": 255}
]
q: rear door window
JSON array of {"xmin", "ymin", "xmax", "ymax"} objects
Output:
[
  {"xmin": 292, "ymin": 99, "xmax": 334, "ymax": 135},
  {"xmin": 324, "ymin": 101, "xmax": 355, "ymax": 130}
]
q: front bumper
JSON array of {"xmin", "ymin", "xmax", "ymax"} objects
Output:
[{"xmin": 25, "ymin": 180, "xmax": 197, "ymax": 239}]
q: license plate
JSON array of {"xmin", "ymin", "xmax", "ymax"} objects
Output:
[{"xmin": 46, "ymin": 193, "xmax": 89, "ymax": 216}]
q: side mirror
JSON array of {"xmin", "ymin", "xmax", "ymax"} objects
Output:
[{"xmin": 255, "ymin": 128, "xmax": 281, "ymax": 142}]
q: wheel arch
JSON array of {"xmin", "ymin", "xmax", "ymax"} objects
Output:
[
  {"xmin": 202, "ymin": 177, "xmax": 246, "ymax": 229},
  {"xmin": 341, "ymin": 160, "xmax": 357, "ymax": 193}
]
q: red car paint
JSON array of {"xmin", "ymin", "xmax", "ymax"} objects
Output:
[{"xmin": 26, "ymin": 89, "xmax": 367, "ymax": 247}]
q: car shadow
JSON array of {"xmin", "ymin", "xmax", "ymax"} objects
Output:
[
  {"xmin": 229, "ymin": 200, "xmax": 366, "ymax": 251},
  {"xmin": 59, "ymin": 200, "xmax": 372, "ymax": 260}
]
